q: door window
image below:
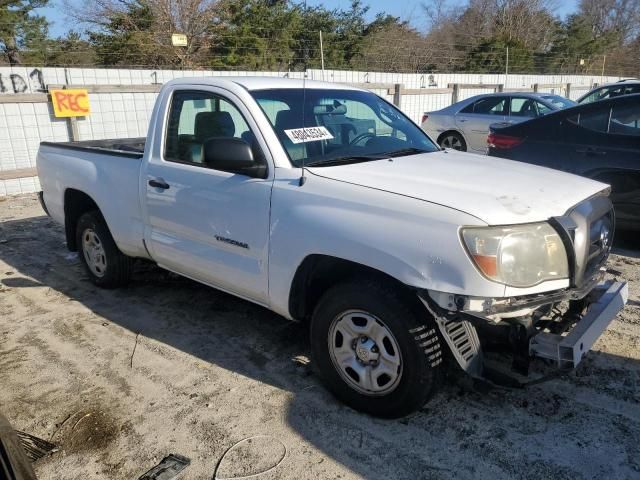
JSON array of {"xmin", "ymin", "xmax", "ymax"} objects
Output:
[
  {"xmin": 535, "ymin": 101, "xmax": 553, "ymax": 115},
  {"xmin": 581, "ymin": 86, "xmax": 624, "ymax": 103},
  {"xmin": 567, "ymin": 108, "xmax": 611, "ymax": 132},
  {"xmin": 625, "ymin": 84, "xmax": 640, "ymax": 95},
  {"xmin": 609, "ymin": 104, "xmax": 640, "ymax": 136},
  {"xmin": 165, "ymin": 90, "xmax": 263, "ymax": 166},
  {"xmin": 510, "ymin": 98, "xmax": 538, "ymax": 118},
  {"xmin": 461, "ymin": 96, "xmax": 507, "ymax": 115}
]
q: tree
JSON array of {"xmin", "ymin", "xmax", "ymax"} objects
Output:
[
  {"xmin": 548, "ymin": 14, "xmax": 615, "ymax": 73},
  {"xmin": 0, "ymin": 0, "xmax": 49, "ymax": 65},
  {"xmin": 210, "ymin": 0, "xmax": 301, "ymax": 70},
  {"xmin": 86, "ymin": 0, "xmax": 171, "ymax": 67},
  {"xmin": 210, "ymin": 0, "xmax": 381, "ymax": 71},
  {"xmin": 546, "ymin": 0, "xmax": 640, "ymax": 76},
  {"xmin": 77, "ymin": 0, "xmax": 223, "ymax": 67},
  {"xmin": 46, "ymin": 31, "xmax": 97, "ymax": 66},
  {"xmin": 421, "ymin": 0, "xmax": 559, "ymax": 72},
  {"xmin": 579, "ymin": 0, "xmax": 640, "ymax": 44},
  {"xmin": 351, "ymin": 19, "xmax": 430, "ymax": 72},
  {"xmin": 464, "ymin": 37, "xmax": 534, "ymax": 73}
]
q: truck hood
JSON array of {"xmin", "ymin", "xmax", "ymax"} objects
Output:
[{"xmin": 308, "ymin": 150, "xmax": 608, "ymax": 225}]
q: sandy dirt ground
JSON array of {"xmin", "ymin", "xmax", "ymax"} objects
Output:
[{"xmin": 0, "ymin": 193, "xmax": 639, "ymax": 480}]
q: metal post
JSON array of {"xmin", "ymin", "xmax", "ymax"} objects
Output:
[
  {"xmin": 393, "ymin": 83, "xmax": 402, "ymax": 107},
  {"xmin": 62, "ymin": 73, "xmax": 80, "ymax": 142},
  {"xmin": 566, "ymin": 83, "xmax": 571, "ymax": 99},
  {"xmin": 505, "ymin": 46, "xmax": 509, "ymax": 89},
  {"xmin": 319, "ymin": 31, "xmax": 325, "ymax": 81},
  {"xmin": 451, "ymin": 83, "xmax": 459, "ymax": 103},
  {"xmin": 68, "ymin": 117, "xmax": 80, "ymax": 142}
]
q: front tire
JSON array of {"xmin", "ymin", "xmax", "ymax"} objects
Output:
[
  {"xmin": 310, "ymin": 279, "xmax": 443, "ymax": 418},
  {"xmin": 76, "ymin": 211, "xmax": 133, "ymax": 288}
]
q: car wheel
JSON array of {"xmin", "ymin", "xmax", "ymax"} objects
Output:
[
  {"xmin": 310, "ymin": 278, "xmax": 444, "ymax": 418},
  {"xmin": 439, "ymin": 132, "xmax": 466, "ymax": 151},
  {"xmin": 76, "ymin": 210, "xmax": 133, "ymax": 288}
]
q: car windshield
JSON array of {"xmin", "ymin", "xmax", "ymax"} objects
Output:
[
  {"xmin": 250, "ymin": 88, "xmax": 438, "ymax": 167},
  {"xmin": 541, "ymin": 95, "xmax": 576, "ymax": 109}
]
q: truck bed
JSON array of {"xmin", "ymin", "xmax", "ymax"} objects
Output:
[
  {"xmin": 37, "ymin": 138, "xmax": 148, "ymax": 260},
  {"xmin": 40, "ymin": 137, "xmax": 146, "ymax": 159}
]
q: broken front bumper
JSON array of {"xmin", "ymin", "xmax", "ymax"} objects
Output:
[
  {"xmin": 529, "ymin": 280, "xmax": 628, "ymax": 369},
  {"xmin": 420, "ymin": 279, "xmax": 628, "ymax": 385}
]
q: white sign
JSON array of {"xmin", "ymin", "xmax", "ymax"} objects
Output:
[
  {"xmin": 172, "ymin": 33, "xmax": 188, "ymax": 47},
  {"xmin": 284, "ymin": 127, "xmax": 334, "ymax": 144}
]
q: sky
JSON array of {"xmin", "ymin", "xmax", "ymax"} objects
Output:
[{"xmin": 38, "ymin": 0, "xmax": 581, "ymax": 38}]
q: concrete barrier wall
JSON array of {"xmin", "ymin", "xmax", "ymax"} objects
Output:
[{"xmin": 0, "ymin": 66, "xmax": 621, "ymax": 196}]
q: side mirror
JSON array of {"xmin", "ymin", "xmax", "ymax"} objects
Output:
[{"xmin": 203, "ymin": 137, "xmax": 267, "ymax": 178}]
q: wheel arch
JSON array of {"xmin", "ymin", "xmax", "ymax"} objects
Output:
[
  {"xmin": 436, "ymin": 129, "xmax": 467, "ymax": 148},
  {"xmin": 288, "ymin": 254, "xmax": 424, "ymax": 322},
  {"xmin": 63, "ymin": 188, "xmax": 102, "ymax": 251}
]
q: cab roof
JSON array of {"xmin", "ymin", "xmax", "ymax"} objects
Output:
[{"xmin": 164, "ymin": 76, "xmax": 365, "ymax": 92}]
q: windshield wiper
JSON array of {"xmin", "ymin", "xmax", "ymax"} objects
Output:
[
  {"xmin": 305, "ymin": 148, "xmax": 429, "ymax": 167},
  {"xmin": 305, "ymin": 154, "xmax": 388, "ymax": 167},
  {"xmin": 385, "ymin": 147, "xmax": 429, "ymax": 158}
]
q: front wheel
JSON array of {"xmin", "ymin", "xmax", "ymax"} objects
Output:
[
  {"xmin": 76, "ymin": 211, "xmax": 133, "ymax": 288},
  {"xmin": 310, "ymin": 279, "xmax": 444, "ymax": 418}
]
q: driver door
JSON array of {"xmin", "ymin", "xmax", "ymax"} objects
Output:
[{"xmin": 141, "ymin": 87, "xmax": 273, "ymax": 304}]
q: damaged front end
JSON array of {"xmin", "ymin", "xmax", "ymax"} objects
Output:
[
  {"xmin": 420, "ymin": 277, "xmax": 628, "ymax": 387},
  {"xmin": 420, "ymin": 194, "xmax": 629, "ymax": 387}
]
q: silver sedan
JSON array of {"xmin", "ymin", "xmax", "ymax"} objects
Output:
[{"xmin": 421, "ymin": 93, "xmax": 576, "ymax": 154}]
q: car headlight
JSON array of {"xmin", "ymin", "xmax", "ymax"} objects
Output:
[{"xmin": 461, "ymin": 223, "xmax": 569, "ymax": 287}]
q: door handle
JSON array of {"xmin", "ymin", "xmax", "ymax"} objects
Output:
[
  {"xmin": 148, "ymin": 178, "xmax": 170, "ymax": 189},
  {"xmin": 576, "ymin": 148, "xmax": 606, "ymax": 156},
  {"xmin": 458, "ymin": 118, "xmax": 467, "ymax": 122}
]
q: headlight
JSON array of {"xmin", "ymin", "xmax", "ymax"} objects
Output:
[{"xmin": 461, "ymin": 223, "xmax": 569, "ymax": 287}]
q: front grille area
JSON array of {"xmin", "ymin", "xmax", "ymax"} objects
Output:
[
  {"xmin": 585, "ymin": 209, "xmax": 614, "ymax": 278},
  {"xmin": 556, "ymin": 194, "xmax": 614, "ymax": 288}
]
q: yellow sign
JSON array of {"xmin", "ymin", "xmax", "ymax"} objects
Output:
[
  {"xmin": 50, "ymin": 89, "xmax": 91, "ymax": 118},
  {"xmin": 171, "ymin": 33, "xmax": 188, "ymax": 47}
]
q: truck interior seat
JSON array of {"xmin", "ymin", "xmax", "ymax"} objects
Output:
[{"xmin": 190, "ymin": 111, "xmax": 236, "ymax": 163}]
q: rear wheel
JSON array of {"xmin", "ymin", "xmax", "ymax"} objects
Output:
[
  {"xmin": 438, "ymin": 132, "xmax": 466, "ymax": 151},
  {"xmin": 76, "ymin": 211, "xmax": 133, "ymax": 288},
  {"xmin": 310, "ymin": 279, "xmax": 444, "ymax": 418}
]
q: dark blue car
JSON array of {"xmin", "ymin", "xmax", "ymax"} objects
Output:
[{"xmin": 488, "ymin": 94, "xmax": 640, "ymax": 231}]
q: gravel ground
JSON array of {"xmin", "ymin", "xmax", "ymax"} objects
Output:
[{"xmin": 0, "ymin": 193, "xmax": 639, "ymax": 480}]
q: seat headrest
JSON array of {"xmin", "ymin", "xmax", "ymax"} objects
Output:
[
  {"xmin": 195, "ymin": 111, "xmax": 235, "ymax": 140},
  {"xmin": 275, "ymin": 110, "xmax": 303, "ymax": 131}
]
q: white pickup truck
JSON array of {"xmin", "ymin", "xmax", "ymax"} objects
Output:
[{"xmin": 37, "ymin": 77, "xmax": 628, "ymax": 417}]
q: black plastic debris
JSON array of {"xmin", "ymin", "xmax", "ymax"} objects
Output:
[
  {"xmin": 15, "ymin": 431, "xmax": 59, "ymax": 462},
  {"xmin": 138, "ymin": 454, "xmax": 191, "ymax": 480}
]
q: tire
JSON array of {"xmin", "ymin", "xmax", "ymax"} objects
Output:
[
  {"xmin": 438, "ymin": 131, "xmax": 467, "ymax": 151},
  {"xmin": 310, "ymin": 278, "xmax": 444, "ymax": 418},
  {"xmin": 76, "ymin": 210, "xmax": 133, "ymax": 288}
]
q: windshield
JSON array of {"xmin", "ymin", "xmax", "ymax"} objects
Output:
[
  {"xmin": 250, "ymin": 88, "xmax": 439, "ymax": 167},
  {"xmin": 541, "ymin": 95, "xmax": 576, "ymax": 109}
]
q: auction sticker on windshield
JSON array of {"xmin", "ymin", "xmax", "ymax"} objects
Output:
[{"xmin": 284, "ymin": 127, "xmax": 334, "ymax": 144}]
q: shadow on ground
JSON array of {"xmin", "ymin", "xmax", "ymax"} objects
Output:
[
  {"xmin": 613, "ymin": 230, "xmax": 640, "ymax": 258},
  {"xmin": 1, "ymin": 215, "xmax": 639, "ymax": 479}
]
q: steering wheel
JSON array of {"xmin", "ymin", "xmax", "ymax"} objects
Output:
[{"xmin": 349, "ymin": 132, "xmax": 376, "ymax": 146}]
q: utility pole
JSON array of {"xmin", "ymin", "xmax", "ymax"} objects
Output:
[{"xmin": 319, "ymin": 30, "xmax": 325, "ymax": 81}]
